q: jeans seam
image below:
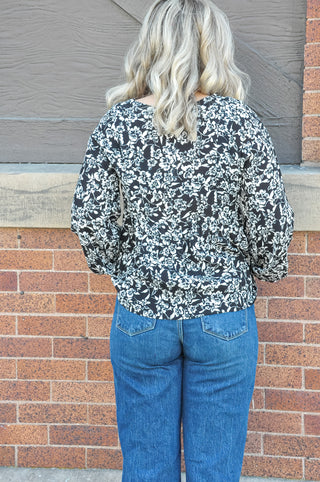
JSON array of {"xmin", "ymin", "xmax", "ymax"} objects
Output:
[{"xmin": 177, "ymin": 319, "xmax": 183, "ymax": 343}]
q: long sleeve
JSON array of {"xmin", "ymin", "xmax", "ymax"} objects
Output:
[
  {"xmin": 239, "ymin": 111, "xmax": 294, "ymax": 282},
  {"xmin": 71, "ymin": 120, "xmax": 122, "ymax": 276}
]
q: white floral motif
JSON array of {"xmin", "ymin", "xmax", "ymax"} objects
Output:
[{"xmin": 71, "ymin": 94, "xmax": 294, "ymax": 320}]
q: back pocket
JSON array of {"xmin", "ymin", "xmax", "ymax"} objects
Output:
[
  {"xmin": 201, "ymin": 307, "xmax": 249, "ymax": 341},
  {"xmin": 115, "ymin": 300, "xmax": 157, "ymax": 336}
]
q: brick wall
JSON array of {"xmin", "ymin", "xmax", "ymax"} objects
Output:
[
  {"xmin": 303, "ymin": 0, "xmax": 320, "ymax": 163},
  {"xmin": 0, "ymin": 1, "xmax": 320, "ymax": 479},
  {"xmin": 0, "ymin": 229, "xmax": 121, "ymax": 469},
  {"xmin": 1, "ymin": 229, "xmax": 320, "ymax": 479}
]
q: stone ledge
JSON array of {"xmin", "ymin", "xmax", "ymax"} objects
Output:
[
  {"xmin": 0, "ymin": 164, "xmax": 319, "ymax": 230},
  {"xmin": 0, "ymin": 468, "xmax": 311, "ymax": 482}
]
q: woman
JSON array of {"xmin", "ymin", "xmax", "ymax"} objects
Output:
[{"xmin": 71, "ymin": 0, "xmax": 294, "ymax": 480}]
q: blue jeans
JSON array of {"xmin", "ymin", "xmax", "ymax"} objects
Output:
[{"xmin": 110, "ymin": 298, "xmax": 258, "ymax": 482}]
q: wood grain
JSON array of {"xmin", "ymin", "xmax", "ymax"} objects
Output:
[
  {"xmin": 1, "ymin": 0, "xmax": 138, "ymax": 118},
  {"xmin": 0, "ymin": 120, "xmax": 98, "ymax": 163},
  {"xmin": 0, "ymin": 0, "xmax": 305, "ymax": 164}
]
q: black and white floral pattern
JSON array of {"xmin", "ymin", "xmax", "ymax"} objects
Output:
[{"xmin": 71, "ymin": 94, "xmax": 294, "ymax": 320}]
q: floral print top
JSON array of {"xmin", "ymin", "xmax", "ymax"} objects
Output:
[{"xmin": 71, "ymin": 94, "xmax": 294, "ymax": 320}]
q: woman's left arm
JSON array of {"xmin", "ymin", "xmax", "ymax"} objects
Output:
[
  {"xmin": 71, "ymin": 121, "xmax": 122, "ymax": 276},
  {"xmin": 238, "ymin": 109, "xmax": 295, "ymax": 282}
]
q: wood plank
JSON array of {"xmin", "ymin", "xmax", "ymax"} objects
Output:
[
  {"xmin": 216, "ymin": 0, "xmax": 306, "ymax": 83},
  {"xmin": 111, "ymin": 0, "xmax": 153, "ymax": 23},
  {"xmin": 0, "ymin": 120, "xmax": 99, "ymax": 164},
  {"xmin": 0, "ymin": 0, "xmax": 138, "ymax": 118},
  {"xmin": 0, "ymin": 0, "xmax": 305, "ymax": 164},
  {"xmin": 235, "ymin": 38, "xmax": 303, "ymax": 164}
]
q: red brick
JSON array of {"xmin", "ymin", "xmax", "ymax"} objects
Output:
[
  {"xmin": 0, "ymin": 360, "xmax": 16, "ymax": 379},
  {"xmin": 89, "ymin": 274, "xmax": 116, "ymax": 293},
  {"xmin": 307, "ymin": 0, "xmax": 320, "ymax": 18},
  {"xmin": 88, "ymin": 405, "xmax": 117, "ymax": 425},
  {"xmin": 306, "ymin": 278, "xmax": 320, "ymax": 298},
  {"xmin": 264, "ymin": 434, "xmax": 320, "ymax": 458},
  {"xmin": 0, "ymin": 381, "xmax": 50, "ymax": 401},
  {"xmin": 242, "ymin": 455, "xmax": 303, "ymax": 479},
  {"xmin": 305, "ymin": 414, "xmax": 320, "ymax": 435},
  {"xmin": 17, "ymin": 359, "xmax": 86, "ymax": 380},
  {"xmin": 306, "ymin": 19, "xmax": 320, "ymax": 42},
  {"xmin": 303, "ymin": 116, "xmax": 320, "ymax": 138},
  {"xmin": 50, "ymin": 425, "xmax": 118, "ymax": 446},
  {"xmin": 268, "ymin": 298, "xmax": 320, "ymax": 320},
  {"xmin": 0, "ymin": 337, "xmax": 51, "ymax": 357},
  {"xmin": 305, "ymin": 458, "xmax": 320, "ymax": 482},
  {"xmin": 54, "ymin": 338, "xmax": 110, "ymax": 359},
  {"xmin": 19, "ymin": 403, "xmax": 87, "ymax": 424},
  {"xmin": 0, "ymin": 424, "xmax": 47, "ymax": 444},
  {"xmin": 288, "ymin": 232, "xmax": 307, "ymax": 254},
  {"xmin": 303, "ymin": 139, "xmax": 320, "ymax": 162},
  {"xmin": 0, "ymin": 446, "xmax": 15, "ymax": 466},
  {"xmin": 265, "ymin": 389, "xmax": 320, "ymax": 412},
  {"xmin": 88, "ymin": 316, "xmax": 112, "ymax": 337},
  {"xmin": 266, "ymin": 344, "xmax": 320, "ymax": 367},
  {"xmin": 305, "ymin": 44, "xmax": 320, "ymax": 68},
  {"xmin": 256, "ymin": 277, "xmax": 304, "ymax": 298},
  {"xmin": 19, "ymin": 272, "xmax": 88, "ymax": 293},
  {"xmin": 255, "ymin": 365, "xmax": 302, "ymax": 389},
  {"xmin": 54, "ymin": 250, "xmax": 89, "ymax": 272},
  {"xmin": 0, "ymin": 316, "xmax": 16, "ymax": 335},
  {"xmin": 289, "ymin": 254, "xmax": 320, "ymax": 275},
  {"xmin": 305, "ymin": 368, "xmax": 320, "ymax": 390},
  {"xmin": 0, "ymin": 272, "xmax": 17, "ymax": 292},
  {"xmin": 247, "ymin": 411, "xmax": 301, "ymax": 434},
  {"xmin": 52, "ymin": 382, "xmax": 115, "ymax": 403},
  {"xmin": 19, "ymin": 229, "xmax": 79, "ymax": 249},
  {"xmin": 87, "ymin": 448, "xmax": 123, "ymax": 470},
  {"xmin": 305, "ymin": 323, "xmax": 320, "ymax": 343},
  {"xmin": 308, "ymin": 232, "xmax": 320, "ymax": 253},
  {"xmin": 0, "ymin": 293, "xmax": 55, "ymax": 314},
  {"xmin": 0, "ymin": 404, "xmax": 16, "ymax": 423},
  {"xmin": 304, "ymin": 92, "xmax": 320, "ymax": 114},
  {"xmin": 257, "ymin": 321, "xmax": 303, "ymax": 343},
  {"xmin": 0, "ymin": 250, "xmax": 52, "ymax": 270},
  {"xmin": 244, "ymin": 432, "xmax": 262, "ymax": 455},
  {"xmin": 18, "ymin": 315, "xmax": 86, "ymax": 337},
  {"xmin": 18, "ymin": 446, "xmax": 85, "ymax": 469},
  {"xmin": 0, "ymin": 229, "xmax": 18, "ymax": 249},
  {"xmin": 304, "ymin": 68, "xmax": 320, "ymax": 91},
  {"xmin": 254, "ymin": 298, "xmax": 267, "ymax": 319},
  {"xmin": 88, "ymin": 361, "xmax": 114, "ymax": 381},
  {"xmin": 56, "ymin": 294, "xmax": 115, "ymax": 315},
  {"xmin": 251, "ymin": 389, "xmax": 264, "ymax": 410}
]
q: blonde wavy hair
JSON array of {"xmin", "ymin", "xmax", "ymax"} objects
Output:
[{"xmin": 106, "ymin": 0, "xmax": 250, "ymax": 140}]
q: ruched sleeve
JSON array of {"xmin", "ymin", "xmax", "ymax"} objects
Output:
[
  {"xmin": 239, "ymin": 111, "xmax": 294, "ymax": 282},
  {"xmin": 71, "ymin": 120, "xmax": 122, "ymax": 276}
]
